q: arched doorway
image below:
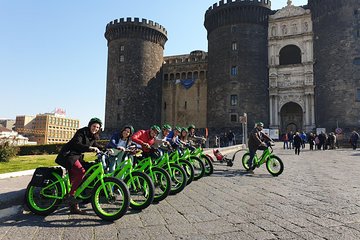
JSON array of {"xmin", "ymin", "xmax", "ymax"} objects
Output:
[{"xmin": 280, "ymin": 102, "xmax": 303, "ymax": 133}]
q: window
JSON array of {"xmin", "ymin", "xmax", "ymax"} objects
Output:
[
  {"xmin": 120, "ymin": 45, "xmax": 124, "ymax": 51},
  {"xmin": 164, "ymin": 102, "xmax": 167, "ymax": 110},
  {"xmin": 119, "ymin": 55, "xmax": 124, "ymax": 62},
  {"xmin": 279, "ymin": 45, "xmax": 302, "ymax": 65},
  {"xmin": 230, "ymin": 95, "xmax": 238, "ymax": 106},
  {"xmin": 184, "ymin": 101, "xmax": 187, "ymax": 109},
  {"xmin": 117, "ymin": 99, "xmax": 122, "ymax": 105},
  {"xmin": 231, "ymin": 42, "xmax": 237, "ymax": 51},
  {"xmin": 118, "ymin": 76, "xmax": 123, "ymax": 84},
  {"xmin": 357, "ymin": 89, "xmax": 360, "ymax": 101},
  {"xmin": 230, "ymin": 114, "xmax": 238, "ymax": 122},
  {"xmin": 117, "ymin": 114, "xmax": 121, "ymax": 121},
  {"xmin": 231, "ymin": 66, "xmax": 238, "ymax": 76}
]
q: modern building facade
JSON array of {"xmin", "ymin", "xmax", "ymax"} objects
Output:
[
  {"xmin": 104, "ymin": 0, "xmax": 360, "ymax": 135},
  {"xmin": 15, "ymin": 114, "xmax": 79, "ymax": 144}
]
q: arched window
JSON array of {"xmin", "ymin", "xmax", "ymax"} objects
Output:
[{"xmin": 279, "ymin": 45, "xmax": 302, "ymax": 65}]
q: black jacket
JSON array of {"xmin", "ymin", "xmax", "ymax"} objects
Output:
[{"xmin": 55, "ymin": 127, "xmax": 102, "ymax": 170}]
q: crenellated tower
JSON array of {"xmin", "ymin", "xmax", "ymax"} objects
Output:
[
  {"xmin": 309, "ymin": 0, "xmax": 360, "ymax": 131},
  {"xmin": 204, "ymin": 0, "xmax": 272, "ymax": 131},
  {"xmin": 104, "ymin": 18, "xmax": 167, "ymax": 132}
]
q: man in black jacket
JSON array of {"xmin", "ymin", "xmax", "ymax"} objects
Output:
[{"xmin": 247, "ymin": 122, "xmax": 270, "ymax": 171}]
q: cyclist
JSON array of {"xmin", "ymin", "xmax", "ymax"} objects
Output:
[
  {"xmin": 247, "ymin": 122, "xmax": 271, "ymax": 171},
  {"xmin": 105, "ymin": 125, "xmax": 134, "ymax": 173},
  {"xmin": 165, "ymin": 126, "xmax": 182, "ymax": 148},
  {"xmin": 188, "ymin": 124, "xmax": 206, "ymax": 148},
  {"xmin": 55, "ymin": 117, "xmax": 103, "ymax": 214},
  {"xmin": 132, "ymin": 125, "xmax": 161, "ymax": 158},
  {"xmin": 153, "ymin": 124, "xmax": 172, "ymax": 149}
]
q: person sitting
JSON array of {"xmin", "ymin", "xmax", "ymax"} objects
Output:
[
  {"xmin": 132, "ymin": 125, "xmax": 161, "ymax": 159},
  {"xmin": 55, "ymin": 117, "xmax": 104, "ymax": 214},
  {"xmin": 104, "ymin": 125, "xmax": 134, "ymax": 173}
]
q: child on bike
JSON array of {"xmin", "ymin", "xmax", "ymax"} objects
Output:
[
  {"xmin": 55, "ymin": 117, "xmax": 103, "ymax": 214},
  {"xmin": 104, "ymin": 125, "xmax": 134, "ymax": 173}
]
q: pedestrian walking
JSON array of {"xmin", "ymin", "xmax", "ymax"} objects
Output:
[{"xmin": 293, "ymin": 132, "xmax": 302, "ymax": 155}]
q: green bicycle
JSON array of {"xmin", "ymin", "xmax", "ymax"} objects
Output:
[
  {"xmin": 241, "ymin": 143, "xmax": 284, "ymax": 176},
  {"xmin": 25, "ymin": 154, "xmax": 130, "ymax": 221},
  {"xmin": 99, "ymin": 149, "xmax": 155, "ymax": 211}
]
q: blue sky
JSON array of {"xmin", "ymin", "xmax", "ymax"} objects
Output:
[{"xmin": 0, "ymin": 0, "xmax": 307, "ymax": 128}]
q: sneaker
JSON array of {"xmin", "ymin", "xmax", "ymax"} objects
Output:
[
  {"xmin": 63, "ymin": 194, "xmax": 79, "ymax": 205},
  {"xmin": 69, "ymin": 203, "xmax": 86, "ymax": 215}
]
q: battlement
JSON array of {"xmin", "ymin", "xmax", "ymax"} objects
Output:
[
  {"xmin": 105, "ymin": 17, "xmax": 168, "ymax": 47},
  {"xmin": 106, "ymin": 17, "xmax": 167, "ymax": 36},
  {"xmin": 164, "ymin": 51, "xmax": 208, "ymax": 65},
  {"xmin": 206, "ymin": 0, "xmax": 271, "ymax": 15},
  {"xmin": 205, "ymin": 0, "xmax": 272, "ymax": 33}
]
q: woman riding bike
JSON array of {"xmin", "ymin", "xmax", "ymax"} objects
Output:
[{"xmin": 55, "ymin": 117, "xmax": 104, "ymax": 214}]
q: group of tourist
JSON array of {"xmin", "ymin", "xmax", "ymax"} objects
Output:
[{"xmin": 55, "ymin": 117, "xmax": 205, "ymax": 215}]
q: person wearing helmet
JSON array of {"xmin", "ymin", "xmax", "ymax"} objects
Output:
[
  {"xmin": 187, "ymin": 124, "xmax": 206, "ymax": 148},
  {"xmin": 165, "ymin": 126, "xmax": 183, "ymax": 148},
  {"xmin": 247, "ymin": 122, "xmax": 271, "ymax": 171},
  {"xmin": 105, "ymin": 125, "xmax": 135, "ymax": 172},
  {"xmin": 55, "ymin": 117, "xmax": 104, "ymax": 214},
  {"xmin": 153, "ymin": 124, "xmax": 172, "ymax": 149},
  {"xmin": 132, "ymin": 125, "xmax": 160, "ymax": 157}
]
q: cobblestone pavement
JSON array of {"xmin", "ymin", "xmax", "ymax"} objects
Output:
[{"xmin": 1, "ymin": 146, "xmax": 360, "ymax": 239}]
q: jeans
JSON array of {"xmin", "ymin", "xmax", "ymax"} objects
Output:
[{"xmin": 247, "ymin": 149, "xmax": 257, "ymax": 168}]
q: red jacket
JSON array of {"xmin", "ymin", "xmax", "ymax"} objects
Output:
[{"xmin": 132, "ymin": 129, "xmax": 155, "ymax": 152}]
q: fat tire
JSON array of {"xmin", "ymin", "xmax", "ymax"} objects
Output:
[
  {"xmin": 91, "ymin": 177, "xmax": 130, "ymax": 221},
  {"xmin": 124, "ymin": 171, "xmax": 154, "ymax": 211},
  {"xmin": 25, "ymin": 175, "xmax": 62, "ymax": 216},
  {"xmin": 147, "ymin": 167, "xmax": 171, "ymax": 202},
  {"xmin": 201, "ymin": 154, "xmax": 214, "ymax": 175},
  {"xmin": 266, "ymin": 155, "xmax": 284, "ymax": 177},
  {"xmin": 178, "ymin": 159, "xmax": 195, "ymax": 185},
  {"xmin": 190, "ymin": 156, "xmax": 205, "ymax": 180},
  {"xmin": 241, "ymin": 153, "xmax": 251, "ymax": 170},
  {"xmin": 168, "ymin": 163, "xmax": 188, "ymax": 195}
]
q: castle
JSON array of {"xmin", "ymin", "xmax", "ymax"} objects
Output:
[{"xmin": 104, "ymin": 0, "xmax": 360, "ymax": 137}]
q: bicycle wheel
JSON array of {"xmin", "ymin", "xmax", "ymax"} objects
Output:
[
  {"xmin": 201, "ymin": 154, "xmax": 214, "ymax": 176},
  {"xmin": 147, "ymin": 166, "xmax": 171, "ymax": 202},
  {"xmin": 25, "ymin": 175, "xmax": 63, "ymax": 216},
  {"xmin": 178, "ymin": 159, "xmax": 194, "ymax": 185},
  {"xmin": 266, "ymin": 155, "xmax": 284, "ymax": 177},
  {"xmin": 168, "ymin": 163, "xmax": 188, "ymax": 195},
  {"xmin": 190, "ymin": 156, "xmax": 205, "ymax": 180},
  {"xmin": 241, "ymin": 153, "xmax": 251, "ymax": 170},
  {"xmin": 91, "ymin": 177, "xmax": 130, "ymax": 221},
  {"xmin": 124, "ymin": 171, "xmax": 154, "ymax": 211}
]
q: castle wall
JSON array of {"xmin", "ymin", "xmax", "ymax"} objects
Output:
[
  {"xmin": 162, "ymin": 51, "xmax": 208, "ymax": 128},
  {"xmin": 310, "ymin": 0, "xmax": 360, "ymax": 131}
]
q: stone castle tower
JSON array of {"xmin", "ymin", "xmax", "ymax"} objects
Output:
[
  {"xmin": 309, "ymin": 0, "xmax": 360, "ymax": 131},
  {"xmin": 204, "ymin": 0, "xmax": 272, "ymax": 130},
  {"xmin": 104, "ymin": 18, "xmax": 167, "ymax": 132},
  {"xmin": 104, "ymin": 1, "xmax": 360, "ymax": 135}
]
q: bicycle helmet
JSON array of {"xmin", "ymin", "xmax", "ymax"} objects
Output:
[
  {"xmin": 188, "ymin": 124, "xmax": 195, "ymax": 131},
  {"xmin": 174, "ymin": 126, "xmax": 182, "ymax": 132},
  {"xmin": 88, "ymin": 117, "xmax": 102, "ymax": 127},
  {"xmin": 123, "ymin": 125, "xmax": 134, "ymax": 135},
  {"xmin": 256, "ymin": 122, "xmax": 264, "ymax": 127},
  {"xmin": 181, "ymin": 127, "xmax": 188, "ymax": 133},
  {"xmin": 162, "ymin": 124, "xmax": 172, "ymax": 131},
  {"xmin": 151, "ymin": 125, "xmax": 161, "ymax": 133}
]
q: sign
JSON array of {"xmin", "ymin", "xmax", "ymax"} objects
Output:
[
  {"xmin": 316, "ymin": 128, "xmax": 326, "ymax": 135},
  {"xmin": 335, "ymin": 128, "xmax": 342, "ymax": 134},
  {"xmin": 269, "ymin": 129, "xmax": 279, "ymax": 140}
]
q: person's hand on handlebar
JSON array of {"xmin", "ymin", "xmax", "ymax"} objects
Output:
[
  {"xmin": 89, "ymin": 146, "xmax": 100, "ymax": 153},
  {"xmin": 143, "ymin": 143, "xmax": 151, "ymax": 149}
]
